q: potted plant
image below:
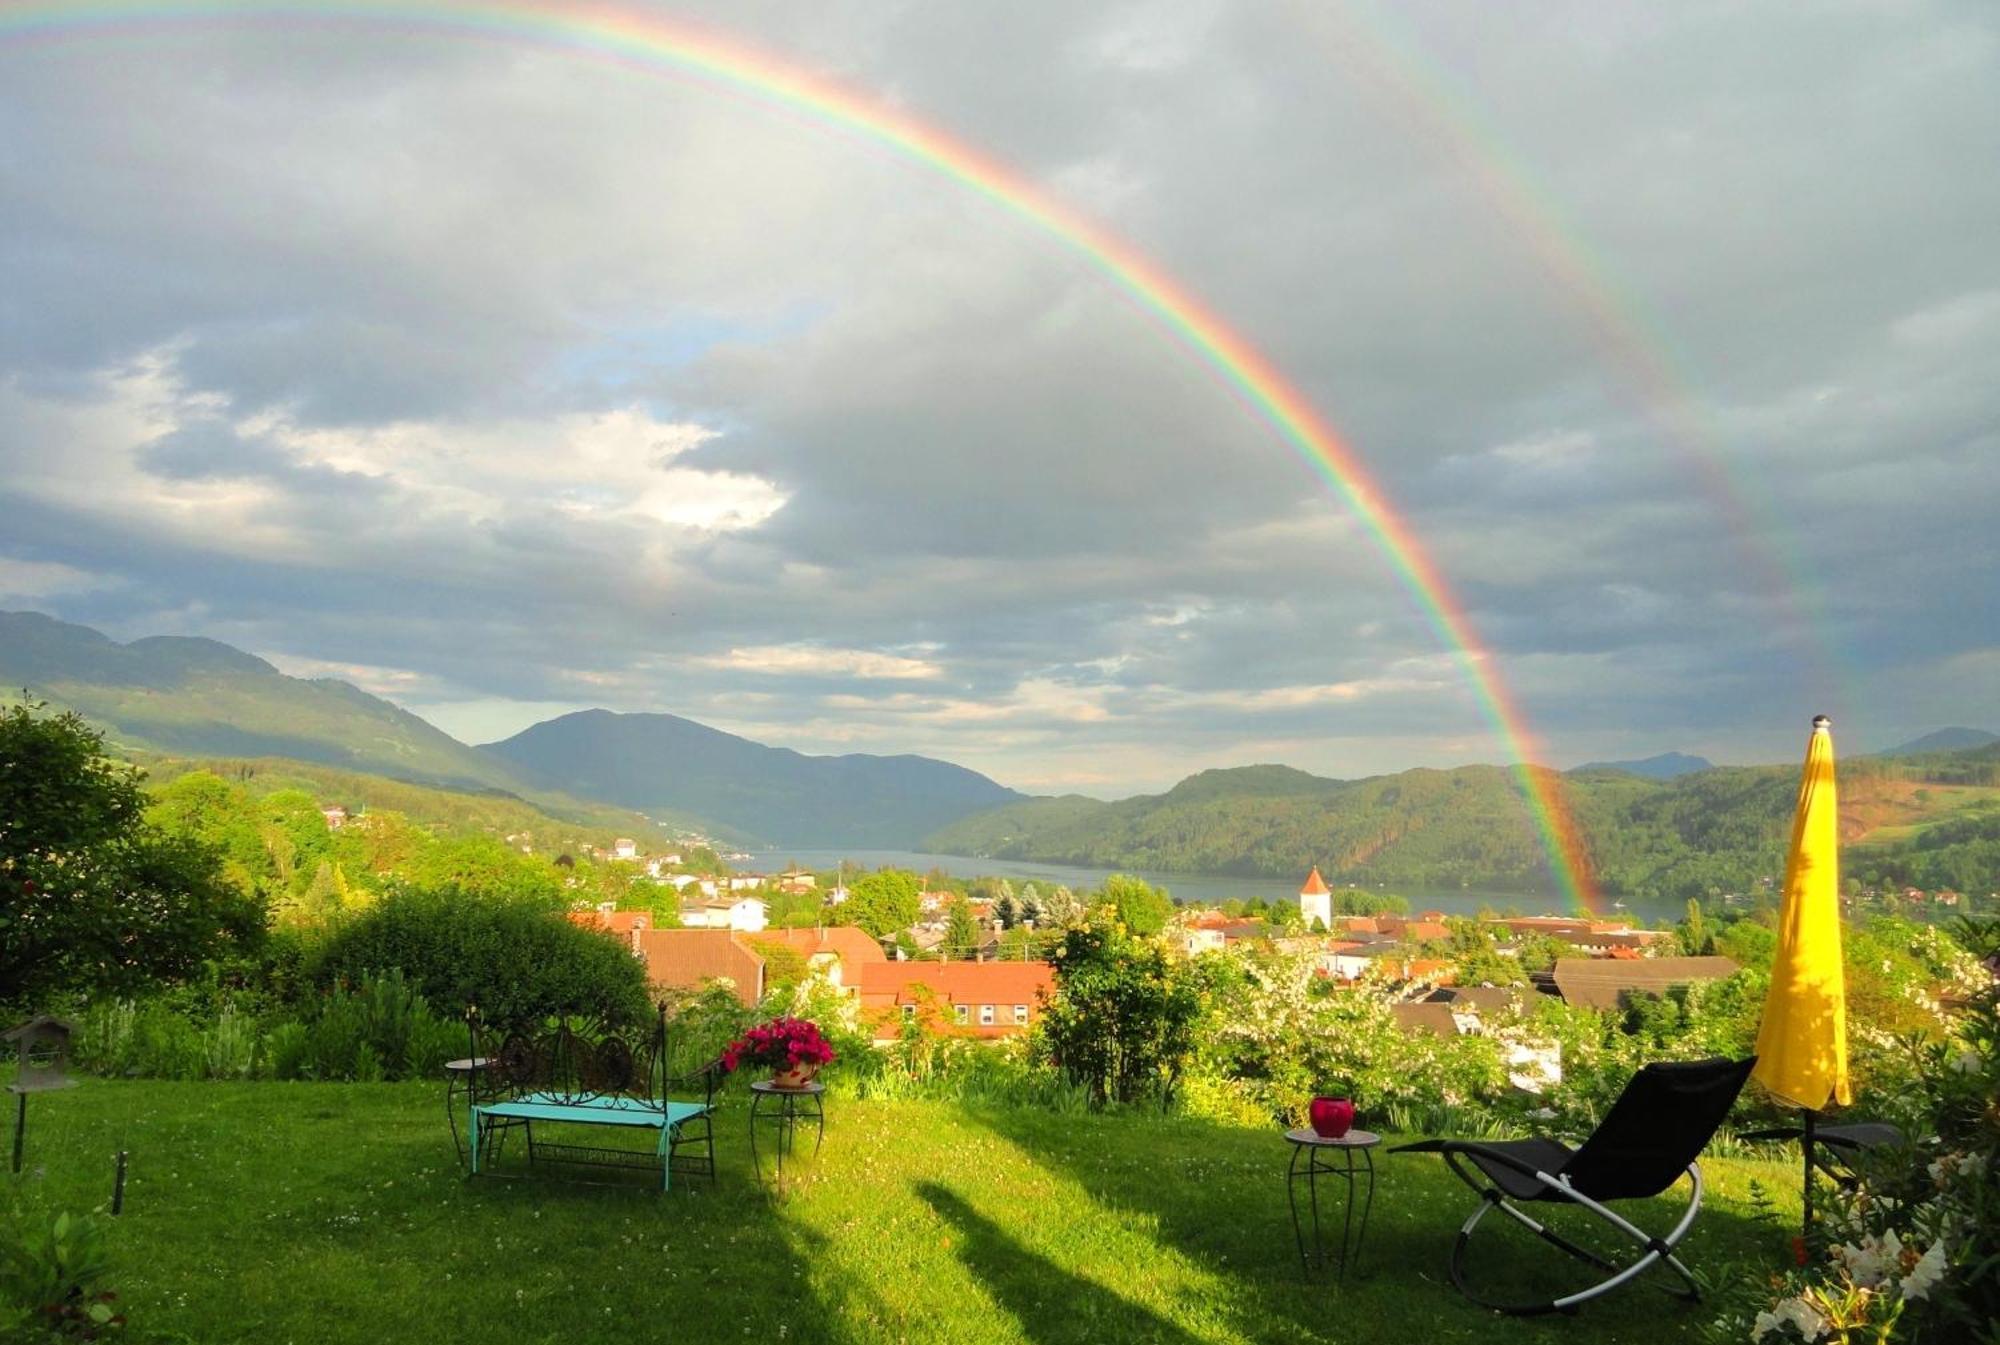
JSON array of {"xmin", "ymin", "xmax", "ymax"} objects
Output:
[{"xmin": 722, "ymin": 1017, "xmax": 837, "ymax": 1089}]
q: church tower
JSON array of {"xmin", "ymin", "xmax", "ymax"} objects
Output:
[{"xmin": 1299, "ymin": 866, "xmax": 1332, "ymax": 930}]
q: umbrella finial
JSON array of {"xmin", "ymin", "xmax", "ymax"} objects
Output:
[{"xmin": 1812, "ymin": 715, "xmax": 1831, "ymax": 730}]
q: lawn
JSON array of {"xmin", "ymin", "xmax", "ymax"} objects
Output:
[{"xmin": 8, "ymin": 1078, "xmax": 1800, "ymax": 1344}]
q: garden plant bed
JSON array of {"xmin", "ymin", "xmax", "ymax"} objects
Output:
[{"xmin": 8, "ymin": 1078, "xmax": 1804, "ymax": 1344}]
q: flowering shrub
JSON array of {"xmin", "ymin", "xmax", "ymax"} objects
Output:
[
  {"xmin": 1706, "ymin": 917, "xmax": 1999, "ymax": 1344},
  {"xmin": 720, "ymin": 1017, "xmax": 836, "ymax": 1075}
]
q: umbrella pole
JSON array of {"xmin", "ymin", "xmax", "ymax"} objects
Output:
[{"xmin": 1801, "ymin": 1108, "xmax": 1817, "ymax": 1241}]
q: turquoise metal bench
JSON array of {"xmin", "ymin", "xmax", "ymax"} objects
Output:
[{"xmin": 464, "ymin": 1007, "xmax": 721, "ymax": 1192}]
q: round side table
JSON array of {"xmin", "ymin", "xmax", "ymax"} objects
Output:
[
  {"xmin": 1284, "ymin": 1128, "xmax": 1379, "ymax": 1281},
  {"xmin": 748, "ymin": 1080, "xmax": 825, "ymax": 1193}
]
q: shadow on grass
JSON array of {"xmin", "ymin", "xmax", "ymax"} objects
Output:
[
  {"xmin": 917, "ymin": 1181, "xmax": 1208, "ymax": 1345},
  {"xmin": 967, "ymin": 1105, "xmax": 1785, "ymax": 1345}
]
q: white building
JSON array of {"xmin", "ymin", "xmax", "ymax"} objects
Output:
[
  {"xmin": 613, "ymin": 838, "xmax": 638, "ymax": 860},
  {"xmin": 679, "ymin": 896, "xmax": 769, "ymax": 933},
  {"xmin": 1299, "ymin": 866, "xmax": 1333, "ymax": 931}
]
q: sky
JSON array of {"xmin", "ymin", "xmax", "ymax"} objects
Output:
[{"xmin": 1, "ymin": 0, "xmax": 1995, "ymax": 797}]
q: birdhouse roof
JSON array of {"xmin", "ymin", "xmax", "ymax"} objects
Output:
[{"xmin": 4, "ymin": 1014, "xmax": 75, "ymax": 1042}]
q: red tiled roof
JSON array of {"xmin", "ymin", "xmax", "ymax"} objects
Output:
[
  {"xmin": 635, "ymin": 929, "xmax": 765, "ymax": 1007},
  {"xmin": 1300, "ymin": 867, "xmax": 1330, "ymax": 896},
  {"xmin": 747, "ymin": 926, "xmax": 887, "ymax": 968}
]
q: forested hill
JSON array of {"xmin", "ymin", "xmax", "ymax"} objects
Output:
[
  {"xmin": 1, "ymin": 610, "xmax": 525, "ymax": 794},
  {"xmin": 926, "ymin": 748, "xmax": 2000, "ymax": 900},
  {"xmin": 481, "ymin": 709, "xmax": 1023, "ymax": 847}
]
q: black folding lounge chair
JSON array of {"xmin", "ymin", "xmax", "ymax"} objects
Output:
[
  {"xmin": 1739, "ymin": 1118, "xmax": 1907, "ymax": 1236},
  {"xmin": 1395, "ymin": 1056, "xmax": 1756, "ymax": 1316}
]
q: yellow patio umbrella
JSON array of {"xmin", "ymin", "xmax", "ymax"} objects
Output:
[{"xmin": 1752, "ymin": 714, "xmax": 1851, "ymax": 1231}]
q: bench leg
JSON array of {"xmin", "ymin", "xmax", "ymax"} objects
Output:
[
  {"xmin": 470, "ymin": 1109, "xmax": 481, "ymax": 1176},
  {"xmin": 658, "ymin": 1125, "xmax": 674, "ymax": 1193}
]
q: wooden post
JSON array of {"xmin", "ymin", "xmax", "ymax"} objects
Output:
[{"xmin": 112, "ymin": 1151, "xmax": 129, "ymax": 1215}]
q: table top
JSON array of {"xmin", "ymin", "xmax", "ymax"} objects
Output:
[
  {"xmin": 749, "ymin": 1080, "xmax": 826, "ymax": 1096},
  {"xmin": 1285, "ymin": 1127, "xmax": 1381, "ymax": 1149},
  {"xmin": 443, "ymin": 1057, "xmax": 493, "ymax": 1073}
]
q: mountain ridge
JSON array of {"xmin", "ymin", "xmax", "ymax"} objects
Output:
[{"xmin": 480, "ymin": 708, "xmax": 1023, "ymax": 847}]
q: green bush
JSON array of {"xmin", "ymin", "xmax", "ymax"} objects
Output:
[{"xmin": 307, "ymin": 886, "xmax": 652, "ymax": 1031}]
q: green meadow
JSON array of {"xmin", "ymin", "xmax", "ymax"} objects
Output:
[{"xmin": 8, "ymin": 1079, "xmax": 1800, "ymax": 1345}]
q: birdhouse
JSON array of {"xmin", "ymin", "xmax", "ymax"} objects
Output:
[{"xmin": 4, "ymin": 1015, "xmax": 77, "ymax": 1094}]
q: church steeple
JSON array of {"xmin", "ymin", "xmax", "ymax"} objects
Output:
[{"xmin": 1299, "ymin": 867, "xmax": 1332, "ymax": 930}]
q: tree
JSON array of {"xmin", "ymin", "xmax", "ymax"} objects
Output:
[
  {"xmin": 1, "ymin": 702, "xmax": 263, "ymax": 1003},
  {"xmin": 943, "ymin": 895, "xmax": 980, "ymax": 958},
  {"xmin": 1098, "ymin": 873, "xmax": 1174, "ymax": 936},
  {"xmin": 843, "ymin": 869, "xmax": 922, "ymax": 938},
  {"xmin": 1041, "ymin": 916, "xmax": 1203, "ymax": 1106},
  {"xmin": 994, "ymin": 892, "xmax": 1018, "ymax": 929}
]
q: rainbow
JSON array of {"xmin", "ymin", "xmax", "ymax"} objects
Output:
[
  {"xmin": 1291, "ymin": 0, "xmax": 1849, "ymax": 717},
  {"xmin": 0, "ymin": 0, "xmax": 1603, "ymax": 909}
]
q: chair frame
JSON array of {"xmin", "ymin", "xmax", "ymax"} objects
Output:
[
  {"xmin": 1397, "ymin": 1136, "xmax": 1706, "ymax": 1315},
  {"xmin": 1395, "ymin": 1056, "xmax": 1754, "ymax": 1317}
]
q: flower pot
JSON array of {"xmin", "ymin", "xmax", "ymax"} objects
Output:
[
  {"xmin": 769, "ymin": 1061, "xmax": 822, "ymax": 1090},
  {"xmin": 1309, "ymin": 1096, "xmax": 1355, "ymax": 1139}
]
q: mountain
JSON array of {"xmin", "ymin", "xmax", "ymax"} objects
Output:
[
  {"xmin": 1883, "ymin": 728, "xmax": 1998, "ymax": 756},
  {"xmin": 927, "ymin": 753, "xmax": 2000, "ymax": 901},
  {"xmin": 1573, "ymin": 752, "xmax": 1714, "ymax": 779},
  {"xmin": 1, "ymin": 610, "xmax": 522, "ymax": 793},
  {"xmin": 481, "ymin": 709, "xmax": 1023, "ymax": 847}
]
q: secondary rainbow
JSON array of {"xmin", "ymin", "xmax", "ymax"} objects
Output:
[
  {"xmin": 1288, "ymin": 0, "xmax": 1849, "ymax": 716},
  {"xmin": 0, "ymin": 0, "xmax": 1603, "ymax": 910}
]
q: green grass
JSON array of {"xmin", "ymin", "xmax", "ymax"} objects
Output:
[{"xmin": 9, "ymin": 1080, "xmax": 1802, "ymax": 1344}]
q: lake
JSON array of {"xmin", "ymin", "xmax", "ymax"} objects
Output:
[{"xmin": 728, "ymin": 848, "xmax": 1685, "ymax": 924}]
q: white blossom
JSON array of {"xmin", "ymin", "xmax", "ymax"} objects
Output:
[
  {"xmin": 1899, "ymin": 1240, "xmax": 1948, "ymax": 1301},
  {"xmin": 1834, "ymin": 1229, "xmax": 1903, "ymax": 1289},
  {"xmin": 1752, "ymin": 1296, "xmax": 1828, "ymax": 1342}
]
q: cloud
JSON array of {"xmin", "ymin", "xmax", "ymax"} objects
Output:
[{"xmin": 0, "ymin": 1, "xmax": 1994, "ymax": 795}]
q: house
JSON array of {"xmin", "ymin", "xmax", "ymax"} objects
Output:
[
  {"xmin": 728, "ymin": 874, "xmax": 765, "ymax": 892},
  {"xmin": 679, "ymin": 896, "xmax": 769, "ymax": 933},
  {"xmin": 1549, "ymin": 956, "xmax": 1741, "ymax": 1010},
  {"xmin": 1487, "ymin": 917, "xmax": 1673, "ymax": 956},
  {"xmin": 612, "ymin": 838, "xmax": 638, "ymax": 860},
  {"xmin": 1173, "ymin": 926, "xmax": 1227, "ymax": 956},
  {"xmin": 856, "ymin": 962, "xmax": 1056, "ymax": 1040},
  {"xmin": 635, "ymin": 929, "xmax": 768, "ymax": 1007},
  {"xmin": 566, "ymin": 902, "xmax": 652, "ymax": 951},
  {"xmin": 746, "ymin": 926, "xmax": 887, "ymax": 993},
  {"xmin": 1379, "ymin": 916, "xmax": 1451, "ymax": 944},
  {"xmin": 319, "ymin": 805, "xmax": 348, "ymax": 830}
]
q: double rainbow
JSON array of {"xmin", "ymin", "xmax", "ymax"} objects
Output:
[{"xmin": 1, "ymin": 0, "xmax": 1602, "ymax": 910}]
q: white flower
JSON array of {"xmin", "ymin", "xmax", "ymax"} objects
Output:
[
  {"xmin": 1950, "ymin": 1049, "xmax": 1981, "ymax": 1074},
  {"xmin": 1835, "ymin": 1230, "xmax": 1903, "ymax": 1289},
  {"xmin": 1752, "ymin": 1296, "xmax": 1828, "ymax": 1341},
  {"xmin": 1899, "ymin": 1241, "xmax": 1948, "ymax": 1301}
]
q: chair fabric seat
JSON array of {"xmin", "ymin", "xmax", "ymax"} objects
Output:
[
  {"xmin": 1817, "ymin": 1122, "xmax": 1903, "ymax": 1151},
  {"xmin": 1467, "ymin": 1138, "xmax": 1576, "ymax": 1201},
  {"xmin": 475, "ymin": 1097, "xmax": 712, "ymax": 1130}
]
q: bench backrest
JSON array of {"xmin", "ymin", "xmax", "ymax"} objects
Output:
[{"xmin": 470, "ymin": 1006, "xmax": 669, "ymax": 1114}]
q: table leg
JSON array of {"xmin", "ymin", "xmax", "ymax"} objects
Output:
[
  {"xmin": 1350, "ymin": 1147, "xmax": 1375, "ymax": 1280},
  {"xmin": 1287, "ymin": 1144, "xmax": 1311, "ymax": 1274}
]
